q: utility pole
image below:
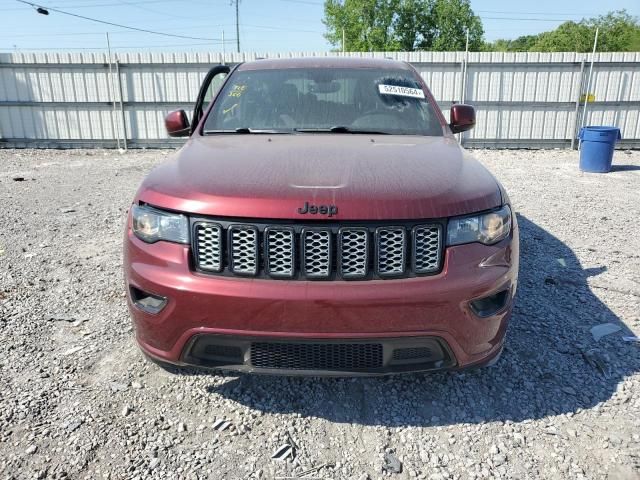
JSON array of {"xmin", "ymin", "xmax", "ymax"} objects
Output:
[
  {"xmin": 105, "ymin": 32, "xmax": 120, "ymax": 150},
  {"xmin": 580, "ymin": 27, "xmax": 599, "ymax": 141},
  {"xmin": 464, "ymin": 28, "xmax": 469, "ymax": 55},
  {"xmin": 462, "ymin": 27, "xmax": 469, "ymax": 103},
  {"xmin": 234, "ymin": 0, "xmax": 240, "ymax": 53}
]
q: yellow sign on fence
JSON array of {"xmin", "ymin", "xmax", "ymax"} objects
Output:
[{"xmin": 580, "ymin": 93, "xmax": 596, "ymax": 103}]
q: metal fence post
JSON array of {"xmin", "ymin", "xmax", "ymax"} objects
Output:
[
  {"xmin": 115, "ymin": 59, "xmax": 127, "ymax": 150},
  {"xmin": 106, "ymin": 33, "xmax": 120, "ymax": 149},
  {"xmin": 571, "ymin": 58, "xmax": 586, "ymax": 150},
  {"xmin": 458, "ymin": 54, "xmax": 469, "ymax": 146},
  {"xmin": 458, "ymin": 56, "xmax": 465, "ymax": 104}
]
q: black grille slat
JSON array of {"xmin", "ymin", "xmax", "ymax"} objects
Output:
[
  {"xmin": 250, "ymin": 342, "xmax": 383, "ymax": 371},
  {"xmin": 192, "ymin": 221, "xmax": 442, "ymax": 280}
]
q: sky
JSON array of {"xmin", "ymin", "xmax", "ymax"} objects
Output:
[{"xmin": 1, "ymin": 0, "xmax": 639, "ymax": 53}]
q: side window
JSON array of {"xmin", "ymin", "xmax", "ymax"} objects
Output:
[
  {"xmin": 192, "ymin": 65, "xmax": 230, "ymax": 132},
  {"xmin": 201, "ymin": 73, "xmax": 227, "ymax": 112}
]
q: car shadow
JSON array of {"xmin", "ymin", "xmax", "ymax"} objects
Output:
[{"xmin": 199, "ymin": 214, "xmax": 639, "ymax": 427}]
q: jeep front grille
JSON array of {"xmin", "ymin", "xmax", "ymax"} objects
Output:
[
  {"xmin": 339, "ymin": 228, "xmax": 369, "ymax": 278},
  {"xmin": 193, "ymin": 220, "xmax": 442, "ymax": 281},
  {"xmin": 302, "ymin": 229, "xmax": 332, "ymax": 278},
  {"xmin": 229, "ymin": 226, "xmax": 259, "ymax": 275},
  {"xmin": 413, "ymin": 225, "xmax": 442, "ymax": 274},
  {"xmin": 265, "ymin": 227, "xmax": 295, "ymax": 277},
  {"xmin": 376, "ymin": 227, "xmax": 407, "ymax": 276},
  {"xmin": 194, "ymin": 223, "xmax": 222, "ymax": 272}
]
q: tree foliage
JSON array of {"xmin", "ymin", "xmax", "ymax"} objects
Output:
[
  {"xmin": 323, "ymin": 0, "xmax": 483, "ymax": 52},
  {"xmin": 486, "ymin": 10, "xmax": 640, "ymax": 52}
]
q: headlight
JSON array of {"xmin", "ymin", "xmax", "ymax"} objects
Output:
[
  {"xmin": 131, "ymin": 204, "xmax": 189, "ymax": 244},
  {"xmin": 447, "ymin": 205, "xmax": 512, "ymax": 246}
]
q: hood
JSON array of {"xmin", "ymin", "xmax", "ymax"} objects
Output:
[{"xmin": 137, "ymin": 135, "xmax": 501, "ymax": 220}]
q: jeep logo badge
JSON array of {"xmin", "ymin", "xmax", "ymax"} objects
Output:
[{"xmin": 297, "ymin": 202, "xmax": 338, "ymax": 217}]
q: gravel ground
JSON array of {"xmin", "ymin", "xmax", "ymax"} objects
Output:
[{"xmin": 0, "ymin": 147, "xmax": 639, "ymax": 480}]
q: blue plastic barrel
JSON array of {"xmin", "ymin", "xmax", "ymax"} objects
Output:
[{"xmin": 578, "ymin": 126, "xmax": 621, "ymax": 173}]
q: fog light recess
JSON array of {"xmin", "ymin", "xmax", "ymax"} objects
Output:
[
  {"xmin": 469, "ymin": 289, "xmax": 509, "ymax": 318},
  {"xmin": 130, "ymin": 286, "xmax": 167, "ymax": 314}
]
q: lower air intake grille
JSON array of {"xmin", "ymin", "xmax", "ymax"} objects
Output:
[
  {"xmin": 392, "ymin": 346, "xmax": 433, "ymax": 361},
  {"xmin": 250, "ymin": 342, "xmax": 383, "ymax": 371}
]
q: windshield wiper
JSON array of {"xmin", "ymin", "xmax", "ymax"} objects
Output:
[
  {"xmin": 295, "ymin": 126, "xmax": 391, "ymax": 135},
  {"xmin": 204, "ymin": 126, "xmax": 391, "ymax": 135},
  {"xmin": 203, "ymin": 127, "xmax": 291, "ymax": 134}
]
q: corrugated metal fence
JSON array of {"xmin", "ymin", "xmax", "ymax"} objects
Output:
[{"xmin": 0, "ymin": 51, "xmax": 639, "ymax": 149}]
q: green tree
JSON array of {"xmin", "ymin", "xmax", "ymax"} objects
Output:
[
  {"xmin": 393, "ymin": 0, "xmax": 433, "ymax": 51},
  {"xmin": 485, "ymin": 35, "xmax": 538, "ymax": 52},
  {"xmin": 530, "ymin": 21, "xmax": 594, "ymax": 52},
  {"xmin": 323, "ymin": 0, "xmax": 399, "ymax": 52},
  {"xmin": 585, "ymin": 10, "xmax": 640, "ymax": 51},
  {"xmin": 323, "ymin": 0, "xmax": 484, "ymax": 52},
  {"xmin": 484, "ymin": 10, "xmax": 640, "ymax": 52},
  {"xmin": 428, "ymin": 0, "xmax": 483, "ymax": 51}
]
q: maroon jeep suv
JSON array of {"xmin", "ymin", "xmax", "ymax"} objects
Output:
[{"xmin": 124, "ymin": 57, "xmax": 519, "ymax": 375}]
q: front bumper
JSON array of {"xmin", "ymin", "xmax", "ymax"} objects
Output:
[
  {"xmin": 124, "ymin": 221, "xmax": 518, "ymax": 375},
  {"xmin": 180, "ymin": 334, "xmax": 457, "ymax": 376}
]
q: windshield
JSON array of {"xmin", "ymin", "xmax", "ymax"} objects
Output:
[{"xmin": 203, "ymin": 67, "xmax": 444, "ymax": 136}]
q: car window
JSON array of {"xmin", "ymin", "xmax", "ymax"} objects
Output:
[
  {"xmin": 201, "ymin": 72, "xmax": 227, "ymax": 113},
  {"xmin": 203, "ymin": 68, "xmax": 443, "ymax": 136}
]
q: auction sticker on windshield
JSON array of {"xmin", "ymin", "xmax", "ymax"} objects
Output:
[{"xmin": 378, "ymin": 84, "xmax": 425, "ymax": 99}]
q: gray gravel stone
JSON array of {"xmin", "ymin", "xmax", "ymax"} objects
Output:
[{"xmin": 0, "ymin": 148, "xmax": 638, "ymax": 479}]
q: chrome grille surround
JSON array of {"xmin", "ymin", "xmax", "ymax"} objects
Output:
[
  {"xmin": 375, "ymin": 227, "xmax": 407, "ymax": 277},
  {"xmin": 413, "ymin": 225, "xmax": 442, "ymax": 274},
  {"xmin": 301, "ymin": 229, "xmax": 332, "ymax": 278},
  {"xmin": 228, "ymin": 225, "xmax": 258, "ymax": 275},
  {"xmin": 338, "ymin": 228, "xmax": 369, "ymax": 279},
  {"xmin": 265, "ymin": 227, "xmax": 295, "ymax": 278},
  {"xmin": 194, "ymin": 222, "xmax": 223, "ymax": 272},
  {"xmin": 192, "ymin": 219, "xmax": 443, "ymax": 280}
]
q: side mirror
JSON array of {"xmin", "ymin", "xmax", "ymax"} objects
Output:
[
  {"xmin": 165, "ymin": 110, "xmax": 190, "ymax": 137},
  {"xmin": 449, "ymin": 104, "xmax": 475, "ymax": 134}
]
